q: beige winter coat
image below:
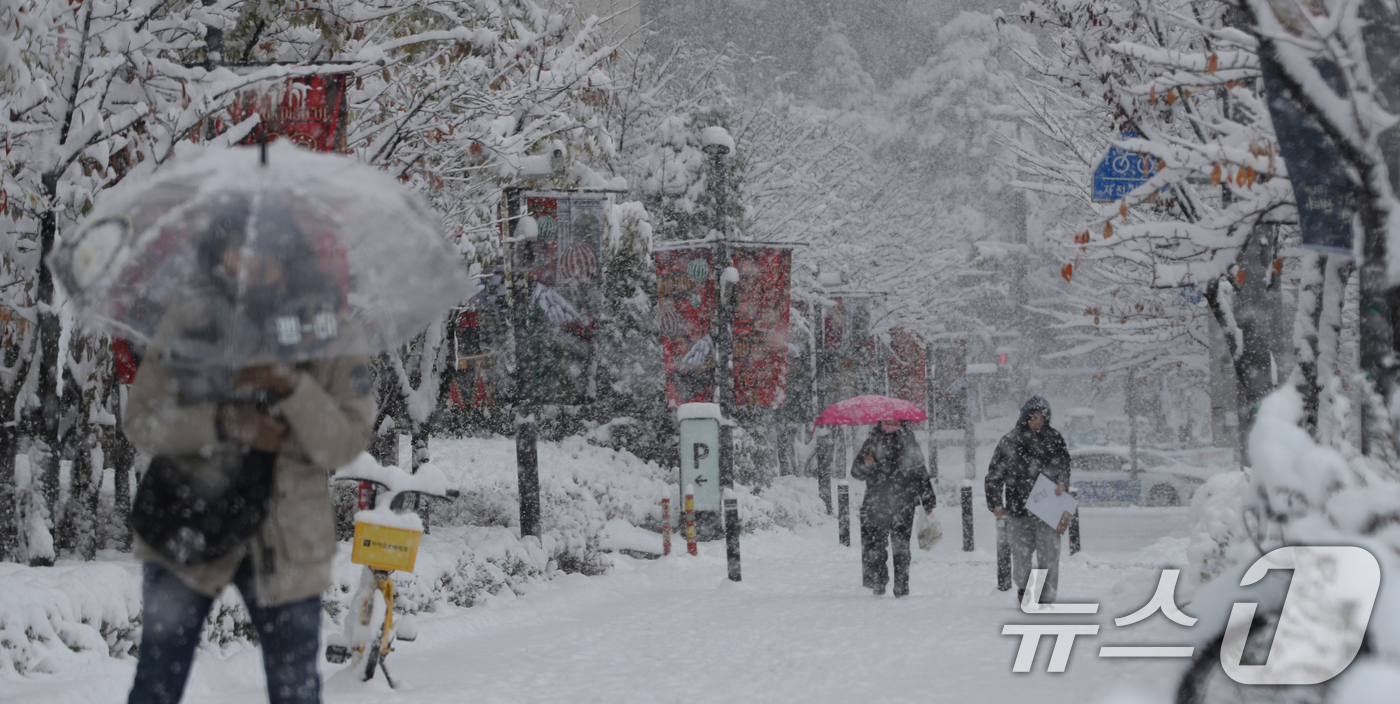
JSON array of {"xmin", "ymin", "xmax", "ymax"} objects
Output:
[{"xmin": 123, "ymin": 292, "xmax": 375, "ymax": 606}]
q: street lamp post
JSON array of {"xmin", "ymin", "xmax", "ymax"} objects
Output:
[
  {"xmin": 704, "ymin": 127, "xmax": 740, "ymax": 578},
  {"xmin": 506, "ymin": 187, "xmax": 541, "ymax": 539}
]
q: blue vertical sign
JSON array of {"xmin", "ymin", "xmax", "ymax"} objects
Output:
[
  {"xmin": 1092, "ymin": 133, "xmax": 1162, "ymax": 201},
  {"xmin": 1258, "ymin": 52, "xmax": 1359, "ymax": 254}
]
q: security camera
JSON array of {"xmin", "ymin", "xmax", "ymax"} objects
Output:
[{"xmin": 518, "ymin": 143, "xmax": 567, "ymax": 178}]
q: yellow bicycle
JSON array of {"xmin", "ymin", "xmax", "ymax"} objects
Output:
[{"xmin": 324, "ymin": 456, "xmax": 457, "ymax": 687}]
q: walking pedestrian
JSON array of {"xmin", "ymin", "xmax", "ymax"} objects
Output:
[
  {"xmin": 122, "ymin": 200, "xmax": 375, "ymax": 704},
  {"xmin": 851, "ymin": 419, "xmax": 936, "ymax": 597},
  {"xmin": 985, "ymin": 396, "xmax": 1071, "ymax": 604}
]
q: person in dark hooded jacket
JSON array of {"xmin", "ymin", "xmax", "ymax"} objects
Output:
[
  {"xmin": 851, "ymin": 419, "xmax": 936, "ymax": 597},
  {"xmin": 985, "ymin": 396, "xmax": 1071, "ymax": 604}
]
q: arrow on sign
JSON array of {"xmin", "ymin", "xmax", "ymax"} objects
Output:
[{"xmin": 694, "ymin": 476, "xmax": 710, "ymax": 485}]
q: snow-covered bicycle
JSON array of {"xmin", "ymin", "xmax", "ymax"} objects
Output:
[{"xmin": 323, "ymin": 454, "xmax": 458, "ymax": 687}]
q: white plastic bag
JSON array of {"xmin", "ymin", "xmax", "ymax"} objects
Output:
[{"xmin": 916, "ymin": 510, "xmax": 943, "ymax": 550}]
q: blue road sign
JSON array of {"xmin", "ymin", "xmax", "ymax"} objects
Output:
[{"xmin": 1093, "ymin": 133, "xmax": 1162, "ymax": 201}]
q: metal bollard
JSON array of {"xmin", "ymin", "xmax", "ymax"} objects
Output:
[
  {"xmin": 960, "ymin": 481, "xmax": 974, "ymax": 552},
  {"xmin": 1068, "ymin": 488, "xmax": 1081, "ymax": 555},
  {"xmin": 837, "ymin": 481, "xmax": 850, "ymax": 546},
  {"xmin": 996, "ymin": 516, "xmax": 1011, "ymax": 591},
  {"xmin": 724, "ymin": 489, "xmax": 741, "ymax": 581},
  {"xmin": 685, "ymin": 486, "xmax": 698, "ymax": 556},
  {"xmin": 662, "ymin": 498, "xmax": 672, "ymax": 556}
]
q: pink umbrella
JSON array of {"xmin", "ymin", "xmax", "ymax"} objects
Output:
[{"xmin": 815, "ymin": 395, "xmax": 927, "ymax": 425}]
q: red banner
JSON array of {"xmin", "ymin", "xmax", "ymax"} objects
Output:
[
  {"xmin": 524, "ymin": 194, "xmax": 603, "ymax": 405},
  {"xmin": 229, "ymin": 74, "xmax": 349, "ymax": 152},
  {"xmin": 732, "ymin": 247, "xmax": 791, "ymax": 407},
  {"xmin": 821, "ymin": 295, "xmax": 878, "ymax": 403},
  {"xmin": 886, "ymin": 327, "xmax": 926, "ymax": 410},
  {"xmin": 654, "ymin": 247, "xmax": 716, "ymax": 408}
]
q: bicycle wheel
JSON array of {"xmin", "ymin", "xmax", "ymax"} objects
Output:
[
  {"xmin": 359, "ymin": 586, "xmax": 389, "ymax": 682},
  {"xmin": 362, "ymin": 638, "xmax": 381, "ymax": 681},
  {"xmin": 1176, "ymin": 612, "xmax": 1332, "ymax": 704}
]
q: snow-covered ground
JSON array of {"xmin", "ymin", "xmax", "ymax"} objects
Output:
[
  {"xmin": 3, "ymin": 504, "xmax": 1200, "ymax": 704},
  {"xmin": 1, "ymin": 428, "xmax": 1216, "ymax": 704}
]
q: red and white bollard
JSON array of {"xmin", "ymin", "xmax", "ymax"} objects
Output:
[
  {"xmin": 661, "ymin": 498, "xmax": 672, "ymax": 556},
  {"xmin": 685, "ymin": 485, "xmax": 698, "ymax": 556},
  {"xmin": 357, "ymin": 481, "xmax": 374, "ymax": 509}
]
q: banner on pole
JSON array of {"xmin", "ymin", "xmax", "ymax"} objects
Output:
[
  {"xmin": 821, "ymin": 295, "xmax": 878, "ymax": 404},
  {"xmin": 229, "ymin": 74, "xmax": 349, "ymax": 152},
  {"xmin": 655, "ymin": 247, "xmax": 717, "ymax": 408},
  {"xmin": 450, "ymin": 260, "xmax": 507, "ymax": 408},
  {"xmin": 886, "ymin": 327, "xmax": 927, "ymax": 411},
  {"xmin": 732, "ymin": 247, "xmax": 792, "ymax": 407},
  {"xmin": 931, "ymin": 343, "xmax": 968, "ymax": 431},
  {"xmin": 524, "ymin": 193, "xmax": 604, "ymax": 405}
]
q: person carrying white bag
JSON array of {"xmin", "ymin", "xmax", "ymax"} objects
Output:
[{"xmin": 851, "ymin": 419, "xmax": 937, "ymax": 597}]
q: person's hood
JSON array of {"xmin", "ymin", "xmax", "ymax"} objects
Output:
[{"xmin": 1018, "ymin": 396, "xmax": 1052, "ymax": 427}]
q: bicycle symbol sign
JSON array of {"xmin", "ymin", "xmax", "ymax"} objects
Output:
[{"xmin": 1092, "ymin": 133, "xmax": 1163, "ymax": 202}]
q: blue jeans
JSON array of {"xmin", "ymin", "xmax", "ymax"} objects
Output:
[{"xmin": 127, "ymin": 557, "xmax": 322, "ymax": 704}]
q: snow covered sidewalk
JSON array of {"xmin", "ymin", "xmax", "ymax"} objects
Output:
[{"xmin": 5, "ymin": 506, "xmax": 1199, "ymax": 704}]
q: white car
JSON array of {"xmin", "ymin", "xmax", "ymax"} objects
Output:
[{"xmin": 1067, "ymin": 446, "xmax": 1220, "ymax": 507}]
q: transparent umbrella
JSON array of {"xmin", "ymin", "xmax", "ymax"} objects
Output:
[{"xmin": 48, "ymin": 142, "xmax": 476, "ymax": 370}]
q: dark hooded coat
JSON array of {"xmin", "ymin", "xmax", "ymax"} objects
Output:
[
  {"xmin": 851, "ymin": 425, "xmax": 936, "ymax": 520},
  {"xmin": 985, "ymin": 396, "xmax": 1071, "ymax": 518}
]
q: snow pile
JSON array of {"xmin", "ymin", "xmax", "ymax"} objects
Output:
[
  {"xmin": 737, "ymin": 476, "xmax": 836, "ymax": 532},
  {"xmin": 0, "ymin": 561, "xmax": 141, "ymax": 676},
  {"xmin": 1183, "ymin": 469, "xmax": 1250, "ymax": 592}
]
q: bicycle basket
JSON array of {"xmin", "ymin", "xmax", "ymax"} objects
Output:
[{"xmin": 351, "ymin": 521, "xmax": 423, "ymax": 572}]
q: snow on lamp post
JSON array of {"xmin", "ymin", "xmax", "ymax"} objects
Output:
[{"xmin": 703, "ymin": 126, "xmax": 741, "ymax": 577}]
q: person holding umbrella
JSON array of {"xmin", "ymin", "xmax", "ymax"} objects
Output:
[
  {"xmin": 816, "ymin": 396, "xmax": 936, "ymax": 597},
  {"xmin": 117, "ymin": 195, "xmax": 373, "ymax": 704},
  {"xmin": 850, "ymin": 418, "xmax": 936, "ymax": 597},
  {"xmin": 985, "ymin": 396, "xmax": 1072, "ymax": 605},
  {"xmin": 49, "ymin": 143, "xmax": 475, "ymax": 704}
]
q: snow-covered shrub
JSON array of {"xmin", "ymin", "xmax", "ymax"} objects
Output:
[
  {"xmin": 1184, "ymin": 470, "xmax": 1251, "ymax": 592},
  {"xmin": 0, "ymin": 562, "xmax": 141, "ymax": 676},
  {"xmin": 737, "ymin": 476, "xmax": 833, "ymax": 533},
  {"xmin": 426, "ymin": 436, "xmax": 673, "ymax": 573},
  {"xmin": 732, "ymin": 423, "xmax": 778, "ymax": 490}
]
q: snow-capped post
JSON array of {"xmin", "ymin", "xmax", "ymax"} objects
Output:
[
  {"xmin": 507, "ymin": 186, "xmax": 542, "ymax": 539},
  {"xmin": 996, "ymin": 517, "xmax": 1011, "ymax": 591},
  {"xmin": 964, "ymin": 355, "xmax": 986, "ymax": 553},
  {"xmin": 724, "ymin": 487, "xmax": 741, "ymax": 581},
  {"xmin": 703, "ymin": 126, "xmax": 737, "ymax": 538},
  {"xmin": 961, "ymin": 480, "xmax": 974, "ymax": 552},
  {"xmin": 662, "ymin": 499, "xmax": 672, "ymax": 556},
  {"xmin": 1068, "ymin": 488, "xmax": 1081, "ymax": 555},
  {"xmin": 685, "ymin": 486, "xmax": 698, "ymax": 556},
  {"xmin": 837, "ymin": 481, "xmax": 850, "ymax": 546}
]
